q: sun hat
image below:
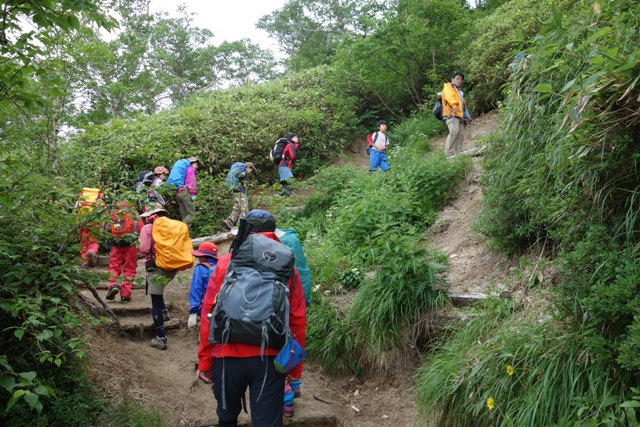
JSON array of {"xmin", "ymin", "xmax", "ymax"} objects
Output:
[
  {"xmin": 244, "ymin": 161, "xmax": 257, "ymax": 171},
  {"xmin": 141, "ymin": 203, "xmax": 168, "ymax": 217},
  {"xmin": 188, "ymin": 157, "xmax": 200, "ymax": 164},
  {"xmin": 191, "ymin": 241, "xmax": 218, "ymax": 259},
  {"xmin": 154, "ymin": 166, "xmax": 169, "ymax": 174},
  {"xmin": 287, "ymin": 133, "xmax": 298, "ymax": 141}
]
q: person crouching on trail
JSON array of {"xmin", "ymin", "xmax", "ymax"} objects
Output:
[
  {"xmin": 278, "ymin": 133, "xmax": 299, "ymax": 197},
  {"xmin": 196, "ymin": 209, "xmax": 306, "ymax": 427},
  {"xmin": 223, "ymin": 161, "xmax": 256, "ymax": 230}
]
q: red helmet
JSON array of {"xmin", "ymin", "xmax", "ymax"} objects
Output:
[{"xmin": 154, "ymin": 166, "xmax": 169, "ymax": 174}]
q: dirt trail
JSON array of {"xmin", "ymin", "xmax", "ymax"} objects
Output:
[{"xmin": 85, "ymin": 112, "xmax": 504, "ymax": 426}]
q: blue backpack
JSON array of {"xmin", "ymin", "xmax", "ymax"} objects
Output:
[
  {"xmin": 224, "ymin": 162, "xmax": 246, "ymax": 191},
  {"xmin": 278, "ymin": 228, "xmax": 312, "ymax": 306},
  {"xmin": 166, "ymin": 159, "xmax": 190, "ymax": 189}
]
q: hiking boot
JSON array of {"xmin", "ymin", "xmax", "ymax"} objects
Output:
[
  {"xmin": 283, "ymin": 405, "xmax": 294, "ymax": 418},
  {"xmin": 149, "ymin": 336, "xmax": 167, "ymax": 350},
  {"xmin": 105, "ymin": 285, "xmax": 119, "ymax": 301},
  {"xmin": 162, "ymin": 309, "xmax": 170, "ymax": 322},
  {"xmin": 86, "ymin": 250, "xmax": 97, "ymax": 268},
  {"xmin": 120, "ymin": 296, "xmax": 131, "ymax": 303}
]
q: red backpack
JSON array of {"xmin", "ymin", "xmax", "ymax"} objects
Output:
[
  {"xmin": 107, "ymin": 201, "xmax": 139, "ymax": 239},
  {"xmin": 366, "ymin": 132, "xmax": 379, "ymax": 154}
]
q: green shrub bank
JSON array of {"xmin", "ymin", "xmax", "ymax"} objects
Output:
[
  {"xmin": 480, "ymin": 0, "xmax": 640, "ymax": 368},
  {"xmin": 286, "ymin": 114, "xmax": 468, "ymax": 372},
  {"xmin": 0, "ymin": 151, "xmax": 107, "ymax": 425},
  {"xmin": 416, "ymin": 0, "xmax": 640, "ymax": 424}
]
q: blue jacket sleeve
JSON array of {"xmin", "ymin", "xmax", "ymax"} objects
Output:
[{"xmin": 189, "ymin": 265, "xmax": 208, "ymax": 314}]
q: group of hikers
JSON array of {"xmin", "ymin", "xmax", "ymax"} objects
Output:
[
  {"xmin": 75, "ymin": 134, "xmax": 309, "ymax": 426},
  {"xmin": 72, "ymin": 71, "xmax": 473, "ymax": 425}
]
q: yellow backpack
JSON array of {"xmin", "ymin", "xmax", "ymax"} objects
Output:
[
  {"xmin": 77, "ymin": 187, "xmax": 103, "ymax": 217},
  {"xmin": 152, "ymin": 217, "xmax": 194, "ymax": 271}
]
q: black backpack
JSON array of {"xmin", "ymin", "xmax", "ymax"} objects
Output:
[
  {"xmin": 433, "ymin": 98, "xmax": 443, "ymax": 121},
  {"xmin": 209, "ymin": 233, "xmax": 295, "ymax": 350},
  {"xmin": 270, "ymin": 138, "xmax": 288, "ymax": 165},
  {"xmin": 133, "ymin": 170, "xmax": 155, "ymax": 192}
]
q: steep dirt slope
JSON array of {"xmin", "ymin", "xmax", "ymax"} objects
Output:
[
  {"xmin": 428, "ymin": 111, "xmax": 514, "ymax": 296},
  {"xmin": 84, "ymin": 112, "xmax": 504, "ymax": 426}
]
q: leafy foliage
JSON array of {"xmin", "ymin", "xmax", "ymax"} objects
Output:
[
  {"xmin": 0, "ymin": 157, "xmax": 105, "ymax": 423},
  {"xmin": 332, "ymin": 0, "xmax": 473, "ymax": 117},
  {"xmin": 464, "ymin": 0, "xmax": 579, "ymax": 113}
]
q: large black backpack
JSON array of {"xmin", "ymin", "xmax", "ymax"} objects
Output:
[
  {"xmin": 433, "ymin": 98, "xmax": 444, "ymax": 121},
  {"xmin": 133, "ymin": 170, "xmax": 155, "ymax": 192},
  {"xmin": 209, "ymin": 234, "xmax": 295, "ymax": 350},
  {"xmin": 269, "ymin": 138, "xmax": 288, "ymax": 165}
]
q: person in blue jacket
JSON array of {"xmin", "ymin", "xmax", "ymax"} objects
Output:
[{"xmin": 187, "ymin": 241, "xmax": 218, "ymax": 328}]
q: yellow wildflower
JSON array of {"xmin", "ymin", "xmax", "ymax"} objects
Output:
[
  {"xmin": 487, "ymin": 397, "xmax": 495, "ymax": 410},
  {"xmin": 506, "ymin": 365, "xmax": 514, "ymax": 376}
]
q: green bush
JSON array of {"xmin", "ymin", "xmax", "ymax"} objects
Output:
[
  {"xmin": 0, "ymin": 156, "xmax": 106, "ymax": 424},
  {"xmin": 465, "ymin": 0, "xmax": 579, "ymax": 113}
]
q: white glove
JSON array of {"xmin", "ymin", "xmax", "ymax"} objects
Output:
[{"xmin": 187, "ymin": 313, "xmax": 198, "ymax": 328}]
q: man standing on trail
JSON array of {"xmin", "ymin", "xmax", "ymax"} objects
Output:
[
  {"xmin": 222, "ymin": 161, "xmax": 256, "ymax": 230},
  {"xmin": 442, "ymin": 71, "xmax": 473, "ymax": 157},
  {"xmin": 369, "ymin": 120, "xmax": 390, "ymax": 172},
  {"xmin": 196, "ymin": 210, "xmax": 306, "ymax": 426}
]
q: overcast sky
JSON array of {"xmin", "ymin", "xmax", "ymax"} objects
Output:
[{"xmin": 148, "ymin": 0, "xmax": 288, "ymax": 53}]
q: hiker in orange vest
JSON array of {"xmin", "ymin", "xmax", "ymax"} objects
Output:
[
  {"xmin": 441, "ymin": 71, "xmax": 473, "ymax": 156},
  {"xmin": 105, "ymin": 201, "xmax": 144, "ymax": 303}
]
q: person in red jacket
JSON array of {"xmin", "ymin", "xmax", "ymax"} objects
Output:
[
  {"xmin": 196, "ymin": 209, "xmax": 306, "ymax": 427},
  {"xmin": 277, "ymin": 133, "xmax": 299, "ymax": 197}
]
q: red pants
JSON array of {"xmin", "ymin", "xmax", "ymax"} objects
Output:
[
  {"xmin": 80, "ymin": 228, "xmax": 99, "ymax": 260},
  {"xmin": 108, "ymin": 245, "xmax": 138, "ymax": 298}
]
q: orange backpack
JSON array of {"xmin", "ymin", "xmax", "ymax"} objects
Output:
[
  {"xmin": 152, "ymin": 217, "xmax": 194, "ymax": 271},
  {"xmin": 108, "ymin": 201, "xmax": 139, "ymax": 239}
]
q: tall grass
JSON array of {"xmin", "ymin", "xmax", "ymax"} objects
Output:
[
  {"xmin": 415, "ymin": 309, "xmax": 635, "ymax": 426},
  {"xmin": 97, "ymin": 396, "xmax": 165, "ymax": 427}
]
